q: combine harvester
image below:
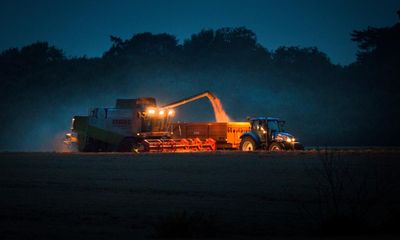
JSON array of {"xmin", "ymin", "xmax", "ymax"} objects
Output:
[{"xmin": 65, "ymin": 91, "xmax": 303, "ymax": 152}]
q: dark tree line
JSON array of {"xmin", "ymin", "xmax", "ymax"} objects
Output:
[{"xmin": 0, "ymin": 11, "xmax": 399, "ymax": 150}]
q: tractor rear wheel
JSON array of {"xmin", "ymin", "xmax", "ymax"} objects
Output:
[
  {"xmin": 240, "ymin": 137, "xmax": 256, "ymax": 151},
  {"xmin": 269, "ymin": 142, "xmax": 284, "ymax": 151}
]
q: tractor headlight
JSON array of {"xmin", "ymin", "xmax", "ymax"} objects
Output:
[{"xmin": 283, "ymin": 136, "xmax": 296, "ymax": 143}]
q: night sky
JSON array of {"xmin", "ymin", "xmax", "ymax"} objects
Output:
[{"xmin": 0, "ymin": 0, "xmax": 398, "ymax": 65}]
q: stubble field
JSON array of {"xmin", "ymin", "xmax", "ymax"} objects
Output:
[{"xmin": 1, "ymin": 150, "xmax": 400, "ymax": 239}]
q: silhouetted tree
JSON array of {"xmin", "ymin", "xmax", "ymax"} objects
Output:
[
  {"xmin": 352, "ymin": 21, "xmax": 400, "ymax": 65},
  {"xmin": 183, "ymin": 27, "xmax": 271, "ymax": 67},
  {"xmin": 103, "ymin": 32, "xmax": 180, "ymax": 62},
  {"xmin": 347, "ymin": 9, "xmax": 400, "ymax": 144},
  {"xmin": 351, "ymin": 9, "xmax": 400, "ymax": 88}
]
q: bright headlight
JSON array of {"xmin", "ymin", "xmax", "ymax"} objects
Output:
[{"xmin": 287, "ymin": 138, "xmax": 292, "ymax": 142}]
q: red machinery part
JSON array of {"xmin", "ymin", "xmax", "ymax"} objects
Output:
[{"xmin": 142, "ymin": 138, "xmax": 216, "ymax": 152}]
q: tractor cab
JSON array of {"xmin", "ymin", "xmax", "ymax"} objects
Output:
[
  {"xmin": 240, "ymin": 117, "xmax": 304, "ymax": 151},
  {"xmin": 249, "ymin": 117, "xmax": 283, "ymax": 142}
]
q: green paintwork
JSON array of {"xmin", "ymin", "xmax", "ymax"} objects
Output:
[{"xmin": 73, "ymin": 116, "xmax": 126, "ymax": 147}]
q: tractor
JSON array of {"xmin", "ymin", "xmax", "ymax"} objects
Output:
[{"xmin": 239, "ymin": 117, "xmax": 304, "ymax": 151}]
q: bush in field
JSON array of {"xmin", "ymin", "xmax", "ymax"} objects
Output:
[{"xmin": 300, "ymin": 149, "xmax": 397, "ymax": 236}]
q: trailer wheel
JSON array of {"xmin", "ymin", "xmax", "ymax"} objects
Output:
[
  {"xmin": 240, "ymin": 137, "xmax": 256, "ymax": 151},
  {"xmin": 269, "ymin": 142, "xmax": 284, "ymax": 151}
]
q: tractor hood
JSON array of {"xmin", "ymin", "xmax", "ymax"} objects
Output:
[{"xmin": 273, "ymin": 132, "xmax": 295, "ymax": 142}]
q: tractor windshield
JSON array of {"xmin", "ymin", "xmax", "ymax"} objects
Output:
[{"xmin": 267, "ymin": 120, "xmax": 285, "ymax": 132}]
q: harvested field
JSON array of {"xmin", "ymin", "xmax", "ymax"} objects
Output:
[{"xmin": 1, "ymin": 150, "xmax": 400, "ymax": 239}]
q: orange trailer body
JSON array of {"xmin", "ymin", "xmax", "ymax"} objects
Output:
[{"xmin": 171, "ymin": 122, "xmax": 251, "ymax": 149}]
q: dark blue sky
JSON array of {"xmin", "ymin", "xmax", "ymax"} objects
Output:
[{"xmin": 0, "ymin": 0, "xmax": 398, "ymax": 64}]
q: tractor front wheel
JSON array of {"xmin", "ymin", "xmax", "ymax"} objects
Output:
[
  {"xmin": 269, "ymin": 142, "xmax": 284, "ymax": 151},
  {"xmin": 240, "ymin": 137, "xmax": 256, "ymax": 151}
]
